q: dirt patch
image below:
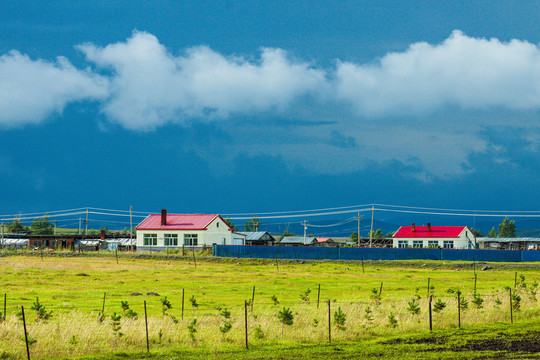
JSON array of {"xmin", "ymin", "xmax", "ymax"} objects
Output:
[{"xmin": 455, "ymin": 332, "xmax": 540, "ymax": 353}]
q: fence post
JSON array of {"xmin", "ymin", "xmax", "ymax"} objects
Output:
[
  {"xmin": 427, "ymin": 277, "xmax": 430, "ymax": 297},
  {"xmin": 274, "ymin": 251, "xmax": 279, "ymax": 271},
  {"xmin": 379, "ymin": 282, "xmax": 384, "ymax": 297},
  {"xmin": 3, "ymin": 293, "xmax": 6, "ymax": 321},
  {"xmin": 361, "ymin": 256, "xmax": 365, "ymax": 274},
  {"xmin": 115, "ymin": 248, "xmax": 119, "ymax": 264},
  {"xmin": 21, "ymin": 306, "xmax": 30, "ymax": 360},
  {"xmin": 192, "ymin": 247, "xmax": 197, "ymax": 269},
  {"xmin": 428, "ymin": 295, "xmax": 433, "ymax": 332},
  {"xmin": 244, "ymin": 300, "xmax": 249, "ymax": 349},
  {"xmin": 457, "ymin": 292, "xmax": 461, "ymax": 328},
  {"xmin": 317, "ymin": 284, "xmax": 321, "ymax": 309},
  {"xmin": 251, "ymin": 286, "xmax": 255, "ymax": 312},
  {"xmin": 509, "ymin": 288, "xmax": 513, "ymax": 324},
  {"xmin": 144, "ymin": 301, "xmax": 149, "ymax": 352},
  {"xmin": 101, "ymin": 292, "xmax": 106, "ymax": 316},
  {"xmin": 474, "ymin": 274, "xmax": 477, "ymax": 294},
  {"xmin": 328, "ymin": 300, "xmax": 331, "ymax": 343},
  {"xmin": 181, "ymin": 289, "xmax": 185, "ymax": 320}
]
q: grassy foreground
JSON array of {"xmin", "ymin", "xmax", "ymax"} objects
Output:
[{"xmin": 0, "ymin": 251, "xmax": 538, "ymax": 359}]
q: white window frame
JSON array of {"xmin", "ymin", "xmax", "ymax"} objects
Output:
[
  {"xmin": 144, "ymin": 233, "xmax": 157, "ymax": 246},
  {"xmin": 413, "ymin": 240, "xmax": 423, "ymax": 248},
  {"xmin": 397, "ymin": 240, "xmax": 408, "ymax": 248},
  {"xmin": 184, "ymin": 234, "xmax": 198, "ymax": 246},
  {"xmin": 164, "ymin": 233, "xmax": 178, "ymax": 246},
  {"xmin": 428, "ymin": 240, "xmax": 438, "ymax": 248},
  {"xmin": 443, "ymin": 240, "xmax": 454, "ymax": 249}
]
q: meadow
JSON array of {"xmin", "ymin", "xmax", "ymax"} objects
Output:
[{"xmin": 0, "ymin": 250, "xmax": 538, "ymax": 359}]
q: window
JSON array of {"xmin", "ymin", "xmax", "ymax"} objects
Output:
[
  {"xmin": 184, "ymin": 234, "xmax": 198, "ymax": 246},
  {"xmin": 398, "ymin": 240, "xmax": 408, "ymax": 248},
  {"xmin": 428, "ymin": 240, "xmax": 438, "ymax": 248},
  {"xmin": 413, "ymin": 241, "xmax": 423, "ymax": 248},
  {"xmin": 443, "ymin": 240, "xmax": 454, "ymax": 249},
  {"xmin": 144, "ymin": 234, "xmax": 157, "ymax": 246},
  {"xmin": 164, "ymin": 234, "xmax": 178, "ymax": 246},
  {"xmin": 216, "ymin": 222, "xmax": 219, "ymax": 228}
]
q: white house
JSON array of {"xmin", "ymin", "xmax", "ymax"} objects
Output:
[
  {"xmin": 136, "ymin": 209, "xmax": 241, "ymax": 251},
  {"xmin": 392, "ymin": 223, "xmax": 477, "ymax": 249}
]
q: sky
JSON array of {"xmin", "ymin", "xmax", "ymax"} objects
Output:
[{"xmin": 1, "ymin": 0, "xmax": 539, "ymax": 221}]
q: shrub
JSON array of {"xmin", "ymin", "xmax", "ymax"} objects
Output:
[
  {"xmin": 271, "ymin": 295, "xmax": 279, "ymax": 306},
  {"xmin": 277, "ymin": 307, "xmax": 294, "ymax": 326},
  {"xmin": 254, "ymin": 325, "xmax": 265, "ymax": 339},
  {"xmin": 407, "ymin": 298, "xmax": 420, "ymax": 315},
  {"xmin": 299, "ymin": 289, "xmax": 311, "ymax": 303},
  {"xmin": 388, "ymin": 313, "xmax": 398, "ymax": 328},
  {"xmin": 31, "ymin": 297, "xmax": 52, "ymax": 321},
  {"xmin": 187, "ymin": 318, "xmax": 197, "ymax": 342},
  {"xmin": 189, "ymin": 295, "xmax": 198, "ymax": 308},
  {"xmin": 472, "ymin": 294, "xmax": 484, "ymax": 309},
  {"xmin": 334, "ymin": 307, "xmax": 347, "ymax": 330},
  {"xmin": 433, "ymin": 298, "xmax": 446, "ymax": 312},
  {"xmin": 110, "ymin": 313, "xmax": 123, "ymax": 337}
]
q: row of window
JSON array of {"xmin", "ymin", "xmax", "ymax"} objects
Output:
[
  {"xmin": 143, "ymin": 234, "xmax": 198, "ymax": 246},
  {"xmin": 397, "ymin": 240, "xmax": 454, "ymax": 249}
]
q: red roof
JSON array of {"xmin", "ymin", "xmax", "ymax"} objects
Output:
[
  {"xmin": 393, "ymin": 226, "xmax": 469, "ymax": 238},
  {"xmin": 136, "ymin": 214, "xmax": 230, "ymax": 231}
]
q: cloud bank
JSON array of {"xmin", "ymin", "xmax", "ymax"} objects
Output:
[
  {"xmin": 0, "ymin": 51, "xmax": 108, "ymax": 127},
  {"xmin": 0, "ymin": 30, "xmax": 539, "ymax": 178},
  {"xmin": 2, "ymin": 30, "xmax": 540, "ymax": 127}
]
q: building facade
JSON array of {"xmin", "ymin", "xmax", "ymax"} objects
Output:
[
  {"xmin": 392, "ymin": 223, "xmax": 477, "ymax": 249},
  {"xmin": 136, "ymin": 210, "xmax": 235, "ymax": 251}
]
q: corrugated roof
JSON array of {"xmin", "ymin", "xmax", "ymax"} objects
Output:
[
  {"xmin": 136, "ymin": 214, "xmax": 222, "ymax": 230},
  {"xmin": 239, "ymin": 231, "xmax": 274, "ymax": 241},
  {"xmin": 394, "ymin": 226, "xmax": 468, "ymax": 238},
  {"xmin": 280, "ymin": 236, "xmax": 316, "ymax": 244},
  {"xmin": 481, "ymin": 237, "xmax": 540, "ymax": 243}
]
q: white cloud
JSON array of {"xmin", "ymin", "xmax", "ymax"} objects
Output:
[
  {"xmin": 335, "ymin": 30, "xmax": 540, "ymax": 116},
  {"xmin": 2, "ymin": 30, "xmax": 540, "ymax": 179},
  {"xmin": 79, "ymin": 31, "xmax": 327, "ymax": 130},
  {"xmin": 0, "ymin": 51, "xmax": 108, "ymax": 127}
]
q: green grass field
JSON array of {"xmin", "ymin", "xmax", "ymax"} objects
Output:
[{"xmin": 0, "ymin": 251, "xmax": 538, "ymax": 359}]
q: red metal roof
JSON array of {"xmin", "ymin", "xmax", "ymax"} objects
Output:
[
  {"xmin": 136, "ymin": 214, "xmax": 228, "ymax": 231},
  {"xmin": 393, "ymin": 226, "xmax": 468, "ymax": 238}
]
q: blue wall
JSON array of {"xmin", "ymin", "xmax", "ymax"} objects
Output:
[{"xmin": 214, "ymin": 245, "xmax": 539, "ymax": 262}]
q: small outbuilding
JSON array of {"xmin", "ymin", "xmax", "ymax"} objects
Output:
[{"xmin": 239, "ymin": 231, "xmax": 276, "ymax": 246}]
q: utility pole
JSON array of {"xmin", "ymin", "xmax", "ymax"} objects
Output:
[
  {"xmin": 356, "ymin": 211, "xmax": 362, "ymax": 247},
  {"xmin": 78, "ymin": 218, "xmax": 82, "ymax": 235},
  {"xmin": 54, "ymin": 221, "xmax": 57, "ymax": 236},
  {"xmin": 303, "ymin": 220, "xmax": 308, "ymax": 245},
  {"xmin": 85, "ymin": 208, "xmax": 89, "ymax": 235},
  {"xmin": 1, "ymin": 224, "xmax": 4, "ymax": 248},
  {"xmin": 369, "ymin": 205, "xmax": 375, "ymax": 248},
  {"xmin": 252, "ymin": 218, "xmax": 261, "ymax": 232},
  {"xmin": 129, "ymin": 205, "xmax": 133, "ymax": 251}
]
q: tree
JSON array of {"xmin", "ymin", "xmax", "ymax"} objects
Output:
[
  {"xmin": 471, "ymin": 228, "xmax": 483, "ymax": 237},
  {"xmin": 30, "ymin": 215, "xmax": 54, "ymax": 235},
  {"xmin": 498, "ymin": 217, "xmax": 517, "ymax": 238},
  {"xmin": 487, "ymin": 227, "xmax": 497, "ymax": 238},
  {"xmin": 243, "ymin": 217, "xmax": 262, "ymax": 232},
  {"xmin": 368, "ymin": 229, "xmax": 383, "ymax": 238},
  {"xmin": 350, "ymin": 232, "xmax": 358, "ymax": 242},
  {"xmin": 224, "ymin": 217, "xmax": 237, "ymax": 232},
  {"xmin": 6, "ymin": 218, "xmax": 27, "ymax": 233}
]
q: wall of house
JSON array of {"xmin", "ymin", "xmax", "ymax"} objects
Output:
[
  {"xmin": 136, "ymin": 218, "xmax": 233, "ymax": 250},
  {"xmin": 392, "ymin": 229, "xmax": 477, "ymax": 249}
]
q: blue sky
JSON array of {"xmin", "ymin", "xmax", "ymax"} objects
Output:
[{"xmin": 1, "ymin": 1, "xmax": 539, "ymax": 218}]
